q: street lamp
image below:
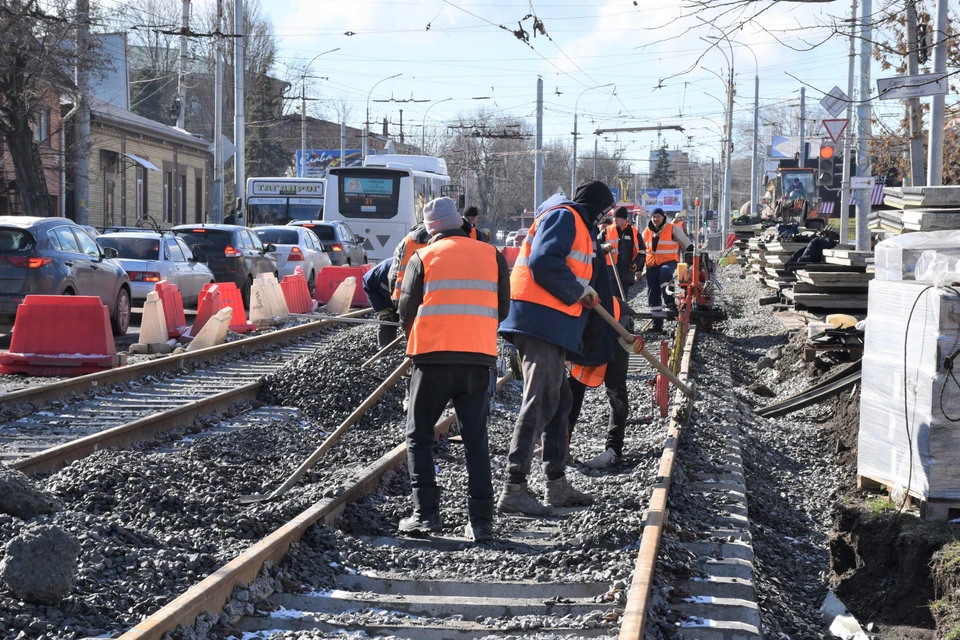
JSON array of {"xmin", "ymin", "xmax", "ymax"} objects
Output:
[
  {"xmin": 421, "ymin": 98, "xmax": 452, "ymax": 152},
  {"xmin": 572, "ymin": 83, "xmax": 615, "ymax": 194},
  {"xmin": 300, "ymin": 47, "xmax": 339, "ymax": 177},
  {"xmin": 364, "ymin": 73, "xmax": 402, "ymax": 160},
  {"xmin": 700, "ymin": 33, "xmax": 734, "ymax": 240}
]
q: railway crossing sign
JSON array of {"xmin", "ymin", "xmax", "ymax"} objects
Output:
[
  {"xmin": 823, "ymin": 119, "xmax": 848, "ymax": 143},
  {"xmin": 819, "ymin": 86, "xmax": 850, "ymax": 118}
]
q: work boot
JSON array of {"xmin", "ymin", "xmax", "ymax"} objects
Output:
[
  {"xmin": 546, "ymin": 476, "xmax": 594, "ymax": 507},
  {"xmin": 398, "ymin": 487, "xmax": 442, "ymax": 535},
  {"xmin": 465, "ymin": 521, "xmax": 494, "ymax": 543},
  {"xmin": 585, "ymin": 447, "xmax": 622, "ymax": 470},
  {"xmin": 497, "ymin": 482, "xmax": 554, "ymax": 516}
]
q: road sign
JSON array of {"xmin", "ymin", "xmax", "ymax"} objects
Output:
[
  {"xmin": 819, "ymin": 86, "xmax": 850, "ymax": 118},
  {"xmin": 877, "ymin": 73, "xmax": 948, "ymax": 100},
  {"xmin": 823, "ymin": 119, "xmax": 848, "ymax": 143},
  {"xmin": 851, "ymin": 176, "xmax": 876, "ymax": 190}
]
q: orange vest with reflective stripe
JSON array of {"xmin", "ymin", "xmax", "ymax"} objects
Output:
[
  {"xmin": 510, "ymin": 205, "xmax": 595, "ymax": 317},
  {"xmin": 407, "ymin": 236, "xmax": 500, "ymax": 357},
  {"xmin": 642, "ymin": 223, "xmax": 679, "ymax": 267},
  {"xmin": 391, "ymin": 235, "xmax": 428, "ymax": 302},
  {"xmin": 604, "ymin": 224, "xmax": 619, "ymax": 266},
  {"xmin": 468, "ymin": 225, "xmax": 479, "ymax": 240},
  {"xmin": 568, "ymin": 298, "xmax": 622, "ymax": 387}
]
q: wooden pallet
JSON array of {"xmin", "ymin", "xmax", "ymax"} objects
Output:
[
  {"xmin": 857, "ymin": 475, "xmax": 960, "ymax": 521},
  {"xmin": 783, "ymin": 289, "xmax": 868, "ymax": 310}
]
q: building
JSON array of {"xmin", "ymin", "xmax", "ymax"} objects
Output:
[
  {"xmin": 0, "ymin": 93, "xmax": 64, "ymax": 217},
  {"xmin": 648, "ymin": 148, "xmax": 690, "ymax": 168},
  {"xmin": 74, "ymin": 96, "xmax": 212, "ymax": 229}
]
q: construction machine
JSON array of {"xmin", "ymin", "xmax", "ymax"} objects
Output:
[{"xmin": 759, "ymin": 167, "xmax": 829, "ymax": 230}]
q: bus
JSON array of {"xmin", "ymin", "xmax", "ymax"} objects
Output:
[
  {"xmin": 324, "ymin": 155, "xmax": 451, "ymax": 261},
  {"xmin": 246, "ymin": 177, "xmax": 325, "ymax": 226}
]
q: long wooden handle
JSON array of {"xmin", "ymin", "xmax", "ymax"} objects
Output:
[
  {"xmin": 592, "ymin": 304, "xmax": 693, "ymax": 398},
  {"xmin": 362, "ymin": 335, "xmax": 404, "ymax": 369}
]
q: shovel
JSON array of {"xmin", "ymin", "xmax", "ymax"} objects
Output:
[
  {"xmin": 239, "ymin": 358, "xmax": 413, "ymax": 504},
  {"xmin": 592, "ymin": 303, "xmax": 694, "ymax": 399}
]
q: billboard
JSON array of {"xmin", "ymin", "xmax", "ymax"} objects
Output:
[
  {"xmin": 295, "ymin": 149, "xmax": 371, "ymax": 178},
  {"xmin": 641, "ymin": 188, "xmax": 683, "ymax": 212}
]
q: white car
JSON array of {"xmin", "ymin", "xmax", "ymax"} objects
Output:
[{"xmin": 253, "ymin": 225, "xmax": 331, "ymax": 294}]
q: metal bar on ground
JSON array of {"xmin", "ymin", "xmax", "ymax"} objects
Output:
[
  {"xmin": 119, "ymin": 373, "xmax": 513, "ymax": 640},
  {"xmin": 755, "ymin": 360, "xmax": 862, "ymax": 418},
  {"xmin": 619, "ymin": 326, "xmax": 697, "ymax": 640},
  {"xmin": 362, "ymin": 335, "xmax": 404, "ymax": 369}
]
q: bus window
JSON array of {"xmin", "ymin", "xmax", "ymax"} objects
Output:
[
  {"xmin": 336, "ymin": 170, "xmax": 402, "ymax": 219},
  {"xmin": 248, "ymin": 201, "xmax": 287, "ymax": 226}
]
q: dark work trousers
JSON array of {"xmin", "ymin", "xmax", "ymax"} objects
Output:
[
  {"xmin": 406, "ymin": 363, "xmax": 494, "ymax": 525},
  {"xmin": 379, "ymin": 311, "xmax": 399, "ymax": 348},
  {"xmin": 646, "ymin": 261, "xmax": 678, "ymax": 329},
  {"xmin": 567, "ymin": 344, "xmax": 630, "ymax": 456},
  {"xmin": 506, "ymin": 334, "xmax": 572, "ymax": 484}
]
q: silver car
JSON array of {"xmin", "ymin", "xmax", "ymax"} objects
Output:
[
  {"xmin": 253, "ymin": 226, "xmax": 331, "ymax": 294},
  {"xmin": 96, "ymin": 231, "xmax": 215, "ymax": 307}
]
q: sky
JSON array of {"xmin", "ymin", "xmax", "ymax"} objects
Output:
[{"xmin": 256, "ymin": 0, "xmax": 911, "ymax": 173}]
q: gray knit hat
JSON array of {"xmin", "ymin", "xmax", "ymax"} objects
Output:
[{"xmin": 423, "ymin": 197, "xmax": 461, "ymax": 235}]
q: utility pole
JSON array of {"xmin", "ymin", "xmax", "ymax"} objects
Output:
[
  {"xmin": 535, "ymin": 77, "xmax": 543, "ymax": 208},
  {"xmin": 905, "ymin": 0, "xmax": 925, "ymax": 186},
  {"xmin": 798, "ymin": 87, "xmax": 806, "ymax": 168},
  {"xmin": 927, "ymin": 0, "xmax": 949, "ymax": 185},
  {"xmin": 213, "ymin": 0, "xmax": 224, "ymax": 221},
  {"xmin": 710, "ymin": 158, "xmax": 715, "ymax": 220},
  {"xmin": 571, "ymin": 114, "xmax": 578, "ymax": 194},
  {"xmin": 855, "ymin": 0, "xmax": 872, "ymax": 251},
  {"xmin": 721, "ymin": 64, "xmax": 734, "ymax": 240},
  {"xmin": 594, "ymin": 138, "xmax": 598, "ymax": 180},
  {"xmin": 840, "ymin": 0, "xmax": 857, "ymax": 245},
  {"xmin": 301, "ymin": 81, "xmax": 307, "ymax": 177},
  {"xmin": 176, "ymin": 0, "xmax": 190, "ymax": 129},
  {"xmin": 340, "ymin": 122, "xmax": 346, "ymax": 166},
  {"xmin": 75, "ymin": 0, "xmax": 90, "ymax": 225},
  {"xmin": 233, "ymin": 0, "xmax": 245, "ymax": 214},
  {"xmin": 750, "ymin": 72, "xmax": 759, "ymax": 217}
]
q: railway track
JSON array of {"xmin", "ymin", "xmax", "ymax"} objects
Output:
[
  {"xmin": 112, "ymin": 324, "xmax": 704, "ymax": 640},
  {"xmin": 0, "ymin": 309, "xmax": 370, "ymax": 475}
]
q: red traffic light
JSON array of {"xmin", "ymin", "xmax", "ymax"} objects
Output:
[{"xmin": 819, "ymin": 145, "xmax": 835, "ymax": 160}]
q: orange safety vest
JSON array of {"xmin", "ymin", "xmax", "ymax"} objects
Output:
[
  {"xmin": 407, "ymin": 236, "xmax": 500, "ymax": 357},
  {"xmin": 642, "ymin": 223, "xmax": 680, "ymax": 268},
  {"xmin": 391, "ymin": 235, "xmax": 428, "ymax": 302},
  {"xmin": 604, "ymin": 224, "xmax": 619, "ymax": 266},
  {"xmin": 510, "ymin": 205, "xmax": 595, "ymax": 317},
  {"xmin": 568, "ymin": 298, "xmax": 622, "ymax": 387}
]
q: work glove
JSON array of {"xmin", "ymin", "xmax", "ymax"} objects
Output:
[
  {"xmin": 377, "ymin": 308, "xmax": 394, "ymax": 320},
  {"xmin": 579, "ymin": 285, "xmax": 600, "ymax": 309},
  {"xmin": 601, "ymin": 243, "xmax": 613, "ymax": 253},
  {"xmin": 618, "ymin": 334, "xmax": 645, "ymax": 354},
  {"xmin": 630, "ymin": 263, "xmax": 638, "ymax": 272}
]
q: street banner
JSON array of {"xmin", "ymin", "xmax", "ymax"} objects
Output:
[
  {"xmin": 641, "ymin": 188, "xmax": 683, "ymax": 212},
  {"xmin": 295, "ymin": 149, "xmax": 370, "ymax": 178}
]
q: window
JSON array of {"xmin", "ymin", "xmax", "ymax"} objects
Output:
[
  {"xmin": 96, "ymin": 236, "xmax": 159, "ymax": 260},
  {"xmin": 235, "ymin": 230, "xmax": 252, "ymax": 249},
  {"xmin": 165, "ymin": 238, "xmax": 185, "ymax": 262},
  {"xmin": 246, "ymin": 230, "xmax": 264, "ymax": 251},
  {"xmin": 306, "ymin": 230, "xmax": 324, "ymax": 250},
  {"xmin": 254, "ymin": 228, "xmax": 299, "ymax": 245},
  {"xmin": 179, "ymin": 174, "xmax": 187, "ymax": 225},
  {"xmin": 194, "ymin": 178, "xmax": 203, "ymax": 223},
  {"xmin": 53, "ymin": 226, "xmax": 81, "ymax": 253},
  {"xmin": 47, "ymin": 229, "xmax": 62, "ymax": 251},
  {"xmin": 73, "ymin": 228, "xmax": 101, "ymax": 258},
  {"xmin": 136, "ymin": 167, "xmax": 148, "ymax": 219},
  {"xmin": 163, "ymin": 171, "xmax": 173, "ymax": 223},
  {"xmin": 32, "ymin": 108, "xmax": 50, "ymax": 146},
  {"xmin": 175, "ymin": 238, "xmax": 194, "ymax": 261}
]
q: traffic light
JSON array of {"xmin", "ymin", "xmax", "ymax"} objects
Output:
[{"xmin": 819, "ymin": 144, "xmax": 836, "ymax": 188}]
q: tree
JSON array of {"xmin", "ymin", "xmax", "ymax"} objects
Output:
[
  {"xmin": 0, "ymin": 0, "xmax": 89, "ymax": 217},
  {"xmin": 650, "ymin": 147, "xmax": 676, "ymax": 188},
  {"xmin": 246, "ymin": 64, "xmax": 289, "ymax": 177}
]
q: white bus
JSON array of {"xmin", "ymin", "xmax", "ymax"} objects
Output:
[
  {"xmin": 324, "ymin": 155, "xmax": 451, "ymax": 261},
  {"xmin": 246, "ymin": 177, "xmax": 325, "ymax": 226}
]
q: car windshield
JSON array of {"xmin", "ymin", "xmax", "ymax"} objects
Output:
[
  {"xmin": 0, "ymin": 228, "xmax": 35, "ymax": 253},
  {"xmin": 96, "ymin": 236, "xmax": 160, "ymax": 260},
  {"xmin": 300, "ymin": 224, "xmax": 335, "ymax": 241},
  {"xmin": 255, "ymin": 229, "xmax": 300, "ymax": 245},
  {"xmin": 176, "ymin": 229, "xmax": 231, "ymax": 251}
]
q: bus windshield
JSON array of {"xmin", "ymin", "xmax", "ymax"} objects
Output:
[
  {"xmin": 289, "ymin": 203, "xmax": 323, "ymax": 221},
  {"xmin": 337, "ymin": 170, "xmax": 401, "ymax": 219}
]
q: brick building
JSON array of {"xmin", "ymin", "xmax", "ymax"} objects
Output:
[
  {"xmin": 0, "ymin": 93, "xmax": 64, "ymax": 216},
  {"xmin": 80, "ymin": 97, "xmax": 212, "ymax": 229}
]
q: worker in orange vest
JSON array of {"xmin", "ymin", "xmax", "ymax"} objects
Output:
[
  {"xmin": 498, "ymin": 180, "xmax": 615, "ymax": 516},
  {"xmin": 461, "ymin": 205, "xmax": 488, "ymax": 241},
  {"xmin": 642, "ymin": 208, "xmax": 693, "ymax": 332},
  {"xmin": 603, "ymin": 206, "xmax": 642, "ymax": 291},
  {"xmin": 398, "ymin": 197, "xmax": 510, "ymax": 543},
  {"xmin": 389, "ymin": 224, "xmax": 431, "ymax": 303}
]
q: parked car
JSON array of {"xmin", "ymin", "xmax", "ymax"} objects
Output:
[
  {"xmin": 0, "ymin": 217, "xmax": 131, "ymax": 335},
  {"xmin": 253, "ymin": 226, "xmax": 331, "ymax": 294},
  {"xmin": 504, "ymin": 231, "xmax": 518, "ymax": 247},
  {"xmin": 96, "ymin": 231, "xmax": 215, "ymax": 307},
  {"xmin": 173, "ymin": 224, "xmax": 278, "ymax": 308},
  {"xmin": 288, "ymin": 221, "xmax": 367, "ymax": 266}
]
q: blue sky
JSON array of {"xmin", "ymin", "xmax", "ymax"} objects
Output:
[{"xmin": 261, "ymin": 0, "xmax": 905, "ymax": 170}]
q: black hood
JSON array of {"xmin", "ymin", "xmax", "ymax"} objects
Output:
[{"xmin": 573, "ymin": 180, "xmax": 615, "ymax": 224}]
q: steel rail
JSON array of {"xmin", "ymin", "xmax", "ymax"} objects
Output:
[
  {"xmin": 0, "ymin": 308, "xmax": 371, "ymax": 410},
  {"xmin": 118, "ymin": 373, "xmax": 513, "ymax": 640},
  {"xmin": 619, "ymin": 326, "xmax": 697, "ymax": 640},
  {"xmin": 755, "ymin": 360, "xmax": 862, "ymax": 418}
]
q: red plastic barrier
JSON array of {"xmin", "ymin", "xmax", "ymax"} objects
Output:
[
  {"xmin": 501, "ymin": 246, "xmax": 520, "ymax": 269},
  {"xmin": 725, "ymin": 232, "xmax": 737, "ymax": 250},
  {"xmin": 155, "ymin": 281, "xmax": 188, "ymax": 338},
  {"xmin": 190, "ymin": 285, "xmax": 223, "ymax": 337},
  {"xmin": 0, "ymin": 295, "xmax": 126, "ymax": 376},
  {"xmin": 201, "ymin": 281, "xmax": 256, "ymax": 333},
  {"xmin": 281, "ymin": 271, "xmax": 313, "ymax": 314},
  {"xmin": 313, "ymin": 265, "xmax": 372, "ymax": 308}
]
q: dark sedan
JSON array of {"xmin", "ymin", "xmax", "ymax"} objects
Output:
[{"xmin": 0, "ymin": 217, "xmax": 132, "ymax": 335}]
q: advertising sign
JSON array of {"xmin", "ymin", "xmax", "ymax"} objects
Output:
[
  {"xmin": 295, "ymin": 149, "xmax": 369, "ymax": 178},
  {"xmin": 641, "ymin": 188, "xmax": 683, "ymax": 212}
]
